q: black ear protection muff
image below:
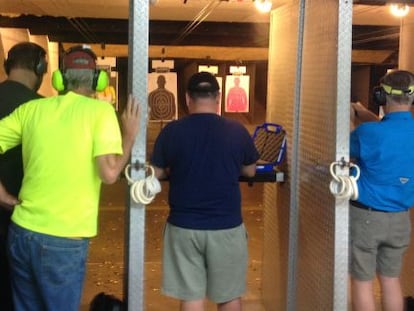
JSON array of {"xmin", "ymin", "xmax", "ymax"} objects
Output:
[
  {"xmin": 4, "ymin": 58, "xmax": 12, "ymax": 75},
  {"xmin": 372, "ymin": 85, "xmax": 386, "ymax": 106},
  {"xmin": 4, "ymin": 59, "xmax": 10, "ymax": 75},
  {"xmin": 4, "ymin": 42, "xmax": 47, "ymax": 76},
  {"xmin": 51, "ymin": 46, "xmax": 109, "ymax": 92},
  {"xmin": 33, "ymin": 50, "xmax": 48, "ymax": 77}
]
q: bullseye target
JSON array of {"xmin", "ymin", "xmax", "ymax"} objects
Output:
[{"xmin": 148, "ymin": 72, "xmax": 177, "ymax": 121}]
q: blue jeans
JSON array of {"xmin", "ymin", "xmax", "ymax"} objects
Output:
[{"xmin": 7, "ymin": 222, "xmax": 89, "ymax": 311}]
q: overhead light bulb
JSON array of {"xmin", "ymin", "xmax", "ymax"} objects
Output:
[
  {"xmin": 390, "ymin": 3, "xmax": 410, "ymax": 18},
  {"xmin": 255, "ymin": 0, "xmax": 272, "ymax": 13}
]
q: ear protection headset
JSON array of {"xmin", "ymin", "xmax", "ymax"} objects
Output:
[
  {"xmin": 52, "ymin": 46, "xmax": 109, "ymax": 92},
  {"xmin": 32, "ymin": 50, "xmax": 47, "ymax": 76},
  {"xmin": 4, "ymin": 42, "xmax": 47, "ymax": 77},
  {"xmin": 372, "ymin": 71, "xmax": 414, "ymax": 106}
]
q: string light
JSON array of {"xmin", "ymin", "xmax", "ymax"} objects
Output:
[{"xmin": 390, "ymin": 3, "xmax": 410, "ymax": 18}]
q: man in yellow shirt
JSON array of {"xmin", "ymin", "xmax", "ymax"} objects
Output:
[{"xmin": 0, "ymin": 45, "xmax": 140, "ymax": 311}]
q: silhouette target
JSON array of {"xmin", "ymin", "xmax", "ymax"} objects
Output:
[{"xmin": 148, "ymin": 74, "xmax": 177, "ymax": 120}]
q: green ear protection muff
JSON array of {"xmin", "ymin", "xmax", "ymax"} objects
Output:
[
  {"xmin": 52, "ymin": 69, "xmax": 109, "ymax": 92},
  {"xmin": 93, "ymin": 70, "xmax": 109, "ymax": 92},
  {"xmin": 52, "ymin": 45, "xmax": 109, "ymax": 92},
  {"xmin": 51, "ymin": 69, "xmax": 66, "ymax": 92}
]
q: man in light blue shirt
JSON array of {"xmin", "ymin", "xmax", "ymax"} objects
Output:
[{"xmin": 350, "ymin": 70, "xmax": 414, "ymax": 311}]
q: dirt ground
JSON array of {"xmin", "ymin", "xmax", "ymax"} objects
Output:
[{"xmin": 80, "ymin": 179, "xmax": 265, "ymax": 311}]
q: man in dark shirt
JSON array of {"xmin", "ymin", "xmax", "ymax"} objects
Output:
[
  {"xmin": 151, "ymin": 72, "xmax": 259, "ymax": 311},
  {"xmin": 0, "ymin": 42, "xmax": 47, "ymax": 311}
]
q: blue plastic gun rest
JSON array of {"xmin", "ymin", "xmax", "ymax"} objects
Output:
[
  {"xmin": 239, "ymin": 122, "xmax": 287, "ymax": 184},
  {"xmin": 238, "ymin": 169, "xmax": 284, "ymax": 183}
]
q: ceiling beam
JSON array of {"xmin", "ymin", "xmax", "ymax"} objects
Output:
[
  {"xmin": 0, "ymin": 14, "xmax": 400, "ymax": 49},
  {"xmin": 353, "ymin": 0, "xmax": 412, "ymax": 4},
  {"xmin": 0, "ymin": 15, "xmax": 270, "ymax": 47},
  {"xmin": 0, "ymin": 14, "xmax": 401, "ymax": 64}
]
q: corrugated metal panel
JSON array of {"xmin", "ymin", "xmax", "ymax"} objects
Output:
[
  {"xmin": 264, "ymin": 0, "xmax": 352, "ymax": 310},
  {"xmin": 296, "ymin": 0, "xmax": 339, "ymax": 309},
  {"xmin": 262, "ymin": 2, "xmax": 300, "ymax": 310},
  {"xmin": 262, "ymin": 183, "xmax": 287, "ymax": 310}
]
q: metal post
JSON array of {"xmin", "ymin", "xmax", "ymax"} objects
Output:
[
  {"xmin": 286, "ymin": 1, "xmax": 305, "ymax": 310},
  {"xmin": 334, "ymin": 0, "xmax": 353, "ymax": 310},
  {"xmin": 124, "ymin": 1, "xmax": 149, "ymax": 310}
]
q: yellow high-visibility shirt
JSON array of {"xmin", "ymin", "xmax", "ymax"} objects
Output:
[{"xmin": 0, "ymin": 91, "xmax": 123, "ymax": 237}]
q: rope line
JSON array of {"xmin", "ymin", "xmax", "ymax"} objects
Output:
[
  {"xmin": 329, "ymin": 161, "xmax": 360, "ymax": 200},
  {"xmin": 124, "ymin": 164, "xmax": 161, "ymax": 205}
]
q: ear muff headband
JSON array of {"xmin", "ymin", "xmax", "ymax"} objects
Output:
[
  {"xmin": 66, "ymin": 45, "xmax": 98, "ymax": 61},
  {"xmin": 381, "ymin": 83, "xmax": 414, "ymax": 95}
]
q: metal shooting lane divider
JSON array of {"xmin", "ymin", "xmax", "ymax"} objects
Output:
[
  {"xmin": 125, "ymin": 0, "xmax": 149, "ymax": 310},
  {"xmin": 333, "ymin": 1, "xmax": 354, "ymax": 309}
]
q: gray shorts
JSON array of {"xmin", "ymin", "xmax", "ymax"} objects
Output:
[
  {"xmin": 162, "ymin": 222, "xmax": 248, "ymax": 303},
  {"xmin": 350, "ymin": 205, "xmax": 411, "ymax": 281}
]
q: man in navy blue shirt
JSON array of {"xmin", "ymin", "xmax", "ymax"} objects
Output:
[
  {"xmin": 350, "ymin": 70, "xmax": 414, "ymax": 311},
  {"xmin": 151, "ymin": 72, "xmax": 259, "ymax": 311}
]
